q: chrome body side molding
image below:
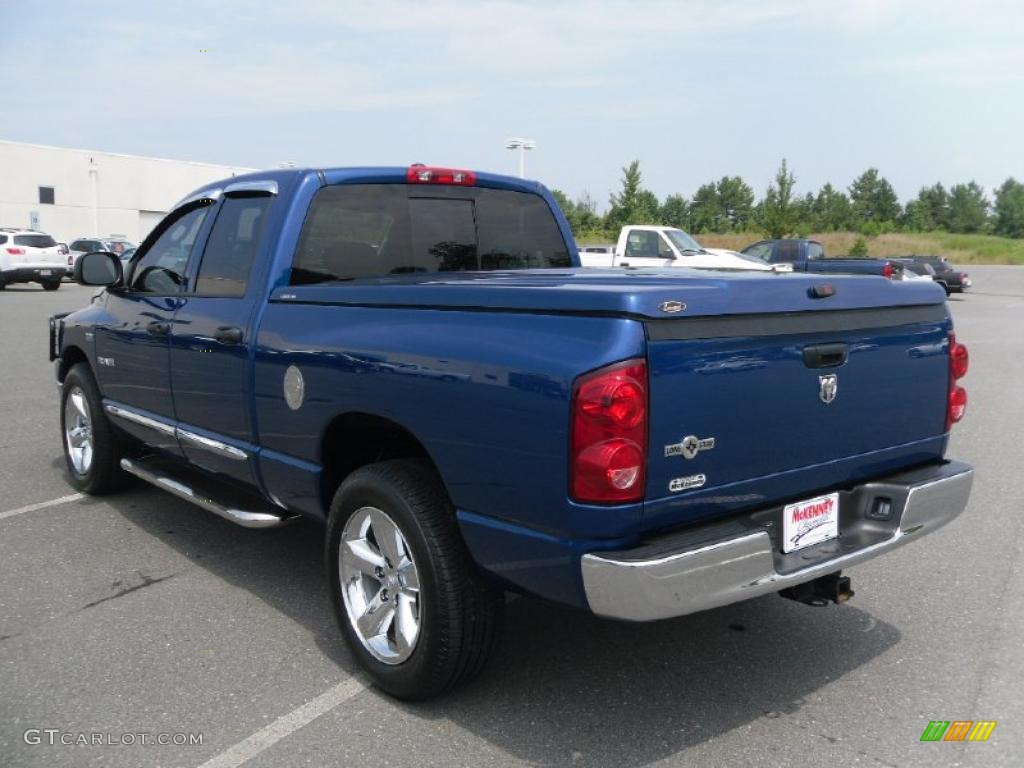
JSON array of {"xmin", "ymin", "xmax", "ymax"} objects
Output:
[
  {"xmin": 176, "ymin": 428, "xmax": 248, "ymax": 461},
  {"xmin": 105, "ymin": 401, "xmax": 249, "ymax": 461},
  {"xmin": 105, "ymin": 403, "xmax": 176, "ymax": 436}
]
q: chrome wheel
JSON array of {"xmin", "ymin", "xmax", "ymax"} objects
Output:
[
  {"xmin": 339, "ymin": 506, "xmax": 421, "ymax": 665},
  {"xmin": 64, "ymin": 386, "xmax": 94, "ymax": 476}
]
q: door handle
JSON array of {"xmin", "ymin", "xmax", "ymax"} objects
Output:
[
  {"xmin": 214, "ymin": 326, "xmax": 244, "ymax": 345},
  {"xmin": 803, "ymin": 342, "xmax": 848, "ymax": 369},
  {"xmin": 146, "ymin": 321, "xmax": 170, "ymax": 337}
]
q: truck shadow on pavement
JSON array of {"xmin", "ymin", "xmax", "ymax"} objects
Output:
[{"xmin": 107, "ymin": 484, "xmax": 900, "ymax": 768}]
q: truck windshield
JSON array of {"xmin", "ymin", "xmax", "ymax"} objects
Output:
[
  {"xmin": 291, "ymin": 184, "xmax": 571, "ymax": 284},
  {"xmin": 663, "ymin": 229, "xmax": 703, "ymax": 253}
]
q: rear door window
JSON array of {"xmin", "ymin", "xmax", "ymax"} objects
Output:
[
  {"xmin": 291, "ymin": 184, "xmax": 570, "ymax": 284},
  {"xmin": 807, "ymin": 242, "xmax": 825, "ymax": 260},
  {"xmin": 776, "ymin": 241, "xmax": 800, "ymax": 261},
  {"xmin": 194, "ymin": 195, "xmax": 273, "ymax": 296}
]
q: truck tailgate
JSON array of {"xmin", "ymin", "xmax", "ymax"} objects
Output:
[{"xmin": 644, "ymin": 303, "xmax": 951, "ymax": 529}]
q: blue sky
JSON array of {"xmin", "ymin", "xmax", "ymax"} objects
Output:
[{"xmin": 3, "ymin": 1, "xmax": 1022, "ymax": 209}]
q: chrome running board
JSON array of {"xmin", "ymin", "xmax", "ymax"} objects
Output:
[{"xmin": 120, "ymin": 457, "xmax": 298, "ymax": 529}]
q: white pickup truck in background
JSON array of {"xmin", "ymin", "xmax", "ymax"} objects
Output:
[{"xmin": 577, "ymin": 225, "xmax": 780, "ymax": 271}]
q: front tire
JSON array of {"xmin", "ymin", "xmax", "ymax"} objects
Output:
[
  {"xmin": 61, "ymin": 363, "xmax": 126, "ymax": 494},
  {"xmin": 42, "ymin": 280, "xmax": 61, "ymax": 291},
  {"xmin": 326, "ymin": 459, "xmax": 501, "ymax": 700}
]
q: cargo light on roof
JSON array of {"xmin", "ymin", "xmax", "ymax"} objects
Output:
[{"xmin": 406, "ymin": 165, "xmax": 476, "ymax": 185}]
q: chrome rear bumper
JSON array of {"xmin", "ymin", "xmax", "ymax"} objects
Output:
[{"xmin": 581, "ymin": 461, "xmax": 973, "ymax": 621}]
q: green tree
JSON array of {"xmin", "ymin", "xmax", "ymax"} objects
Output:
[
  {"xmin": 606, "ymin": 160, "xmax": 659, "ymax": 230},
  {"xmin": 689, "ymin": 182, "xmax": 723, "ymax": 233},
  {"xmin": 946, "ymin": 182, "xmax": 989, "ymax": 233},
  {"xmin": 551, "ymin": 189, "xmax": 602, "ymax": 236},
  {"xmin": 994, "ymin": 178, "xmax": 1024, "ymax": 238},
  {"xmin": 761, "ymin": 158, "xmax": 799, "ymax": 238},
  {"xmin": 659, "ymin": 194, "xmax": 690, "ymax": 230},
  {"xmin": 903, "ymin": 183, "xmax": 949, "ymax": 231},
  {"xmin": 715, "ymin": 176, "xmax": 755, "ymax": 231},
  {"xmin": 812, "ymin": 183, "xmax": 852, "ymax": 231},
  {"xmin": 848, "ymin": 168, "xmax": 901, "ymax": 227},
  {"xmin": 849, "ymin": 236, "xmax": 869, "ymax": 257}
]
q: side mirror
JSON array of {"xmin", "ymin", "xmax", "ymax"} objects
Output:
[{"xmin": 75, "ymin": 251, "xmax": 124, "ymax": 287}]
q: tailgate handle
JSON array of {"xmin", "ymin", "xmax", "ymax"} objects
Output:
[{"xmin": 803, "ymin": 343, "xmax": 848, "ymax": 369}]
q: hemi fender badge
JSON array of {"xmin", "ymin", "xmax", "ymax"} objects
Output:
[
  {"xmin": 659, "ymin": 300, "xmax": 687, "ymax": 313},
  {"xmin": 665, "ymin": 435, "xmax": 716, "ymax": 459},
  {"xmin": 669, "ymin": 474, "xmax": 707, "ymax": 492}
]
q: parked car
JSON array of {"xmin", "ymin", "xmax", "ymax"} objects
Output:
[
  {"xmin": 67, "ymin": 237, "xmax": 136, "ymax": 275},
  {"xmin": 741, "ymin": 239, "xmax": 903, "ymax": 278},
  {"xmin": 0, "ymin": 228, "xmax": 67, "ymax": 289},
  {"xmin": 579, "ymin": 226, "xmax": 776, "ymax": 271},
  {"xmin": 897, "ymin": 256, "xmax": 970, "ymax": 294},
  {"xmin": 894, "ymin": 259, "xmax": 935, "ymax": 283},
  {"xmin": 54, "ymin": 165, "xmax": 973, "ymax": 700}
]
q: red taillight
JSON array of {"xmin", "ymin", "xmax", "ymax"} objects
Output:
[
  {"xmin": 948, "ymin": 386, "xmax": 967, "ymax": 425},
  {"xmin": 571, "ymin": 359, "xmax": 647, "ymax": 503},
  {"xmin": 949, "ymin": 334, "xmax": 969, "ymax": 379},
  {"xmin": 6, "ymin": 247, "xmax": 26, "ymax": 255},
  {"xmin": 946, "ymin": 332, "xmax": 969, "ymax": 429},
  {"xmin": 406, "ymin": 165, "xmax": 476, "ymax": 185},
  {"xmin": 882, "ymin": 263, "xmax": 894, "ymax": 278}
]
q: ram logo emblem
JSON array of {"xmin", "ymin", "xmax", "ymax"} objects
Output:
[{"xmin": 819, "ymin": 373, "xmax": 838, "ymax": 405}]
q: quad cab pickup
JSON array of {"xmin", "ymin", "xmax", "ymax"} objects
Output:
[
  {"xmin": 579, "ymin": 225, "xmax": 777, "ymax": 271},
  {"xmin": 742, "ymin": 238, "xmax": 903, "ymax": 278},
  {"xmin": 52, "ymin": 165, "xmax": 973, "ymax": 699}
]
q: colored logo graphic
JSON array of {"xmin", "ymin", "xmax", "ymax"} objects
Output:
[{"xmin": 920, "ymin": 720, "xmax": 997, "ymax": 742}]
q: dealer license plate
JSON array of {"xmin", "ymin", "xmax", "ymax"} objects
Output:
[{"xmin": 782, "ymin": 492, "xmax": 839, "ymax": 553}]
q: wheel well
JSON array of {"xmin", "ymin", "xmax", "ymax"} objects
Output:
[
  {"xmin": 58, "ymin": 346, "xmax": 89, "ymax": 383},
  {"xmin": 319, "ymin": 413, "xmax": 442, "ymax": 511}
]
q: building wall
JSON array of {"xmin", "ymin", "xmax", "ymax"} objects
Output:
[{"xmin": 0, "ymin": 140, "xmax": 255, "ymax": 244}]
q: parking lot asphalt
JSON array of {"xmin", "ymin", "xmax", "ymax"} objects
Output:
[{"xmin": 1, "ymin": 272, "xmax": 1021, "ymax": 768}]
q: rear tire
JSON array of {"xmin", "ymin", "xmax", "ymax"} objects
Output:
[
  {"xmin": 61, "ymin": 363, "xmax": 127, "ymax": 494},
  {"xmin": 326, "ymin": 459, "xmax": 502, "ymax": 700}
]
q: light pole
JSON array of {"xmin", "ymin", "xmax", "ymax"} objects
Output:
[
  {"xmin": 505, "ymin": 138, "xmax": 536, "ymax": 178},
  {"xmin": 88, "ymin": 157, "xmax": 99, "ymax": 235}
]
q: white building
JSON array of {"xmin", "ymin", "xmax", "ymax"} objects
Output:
[{"xmin": 0, "ymin": 139, "xmax": 256, "ymax": 244}]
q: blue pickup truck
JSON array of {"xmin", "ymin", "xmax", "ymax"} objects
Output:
[
  {"xmin": 742, "ymin": 238, "xmax": 902, "ymax": 278},
  {"xmin": 52, "ymin": 166, "xmax": 973, "ymax": 699}
]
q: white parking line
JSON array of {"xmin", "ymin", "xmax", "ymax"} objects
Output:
[
  {"xmin": 0, "ymin": 493, "xmax": 84, "ymax": 521},
  {"xmin": 196, "ymin": 677, "xmax": 366, "ymax": 768}
]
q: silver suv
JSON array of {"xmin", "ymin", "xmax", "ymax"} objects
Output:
[{"xmin": 0, "ymin": 228, "xmax": 67, "ymax": 290}]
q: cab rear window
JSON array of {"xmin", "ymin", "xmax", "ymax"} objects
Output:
[{"xmin": 290, "ymin": 184, "xmax": 570, "ymax": 284}]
